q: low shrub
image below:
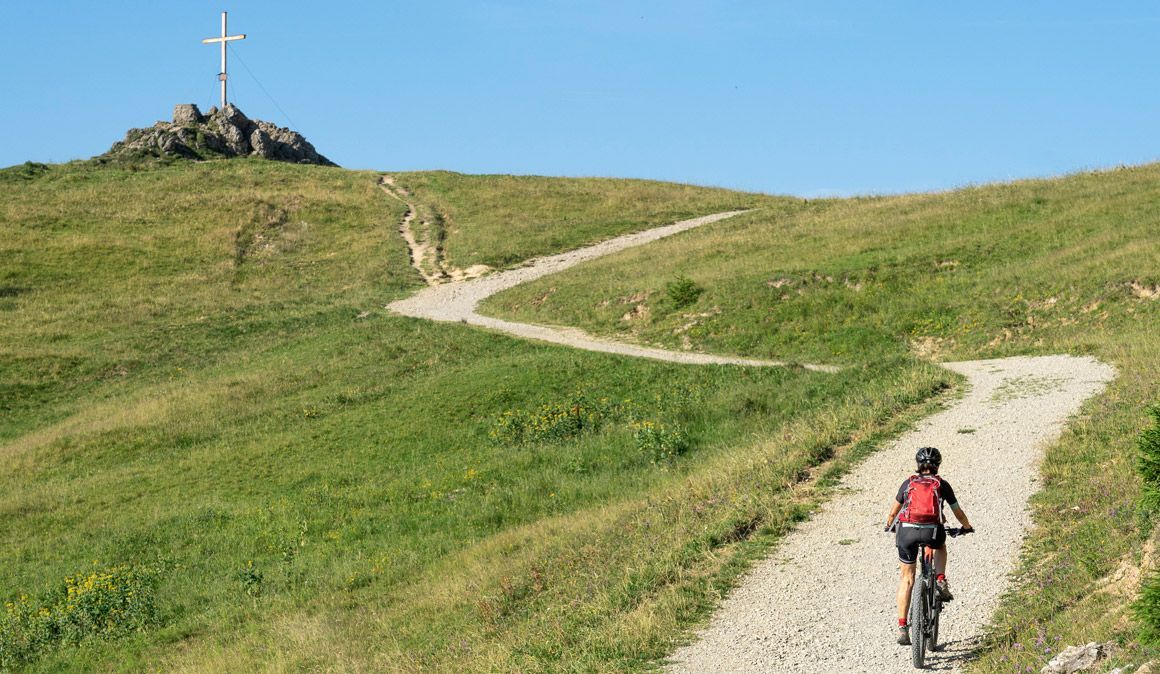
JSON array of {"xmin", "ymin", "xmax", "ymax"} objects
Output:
[
  {"xmin": 59, "ymin": 565, "xmax": 159, "ymax": 641},
  {"xmin": 0, "ymin": 595, "xmax": 55, "ymax": 670},
  {"xmin": 0, "ymin": 565, "xmax": 161, "ymax": 671},
  {"xmin": 1137, "ymin": 406, "xmax": 1160, "ymax": 511},
  {"xmin": 491, "ymin": 396, "xmax": 695, "ymax": 466},
  {"xmin": 0, "ymin": 161, "xmax": 51, "ymax": 182},
  {"xmin": 237, "ymin": 560, "xmax": 264, "ymax": 598},
  {"xmin": 490, "ymin": 395, "xmax": 620, "ymax": 446},
  {"xmin": 632, "ymin": 420, "xmax": 690, "ymax": 464},
  {"xmin": 665, "ymin": 275, "xmax": 704, "ymax": 309},
  {"xmin": 1134, "ymin": 405, "xmax": 1160, "ymax": 643}
]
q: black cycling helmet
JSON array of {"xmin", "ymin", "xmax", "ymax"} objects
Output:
[{"xmin": 915, "ymin": 446, "xmax": 942, "ymax": 472}]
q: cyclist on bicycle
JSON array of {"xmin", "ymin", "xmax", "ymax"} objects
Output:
[{"xmin": 884, "ymin": 446, "xmax": 973, "ymax": 646}]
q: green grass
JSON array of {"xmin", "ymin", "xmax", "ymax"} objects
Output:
[
  {"xmin": 2, "ymin": 158, "xmax": 1157, "ymax": 672},
  {"xmin": 0, "ymin": 160, "xmax": 948, "ymax": 671}
]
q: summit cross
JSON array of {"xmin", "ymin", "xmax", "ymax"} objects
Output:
[{"xmin": 201, "ymin": 11, "xmax": 246, "ymax": 108}]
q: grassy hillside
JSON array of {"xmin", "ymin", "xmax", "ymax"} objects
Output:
[
  {"xmin": 484, "ymin": 165, "xmax": 1160, "ymax": 671},
  {"xmin": 0, "ymin": 161, "xmax": 950, "ymax": 672},
  {"xmin": 2, "ymin": 158, "xmax": 1155, "ymax": 672}
]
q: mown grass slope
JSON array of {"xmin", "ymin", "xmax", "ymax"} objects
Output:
[
  {"xmin": 485, "ymin": 165, "xmax": 1160, "ymax": 671},
  {"xmin": 1, "ymin": 161, "xmax": 951, "ymax": 672}
]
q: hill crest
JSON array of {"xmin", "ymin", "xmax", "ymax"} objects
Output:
[{"xmin": 100, "ymin": 103, "xmax": 336, "ymax": 166}]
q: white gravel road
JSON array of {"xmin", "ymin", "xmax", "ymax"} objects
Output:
[
  {"xmin": 666, "ymin": 354, "xmax": 1115, "ymax": 673},
  {"xmin": 386, "ymin": 211, "xmax": 837, "ymax": 372}
]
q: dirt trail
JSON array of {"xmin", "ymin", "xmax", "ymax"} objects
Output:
[
  {"xmin": 386, "ymin": 207, "xmax": 838, "ymax": 371},
  {"xmin": 380, "ymin": 176, "xmax": 493, "ymax": 286},
  {"xmin": 666, "ymin": 354, "xmax": 1115, "ymax": 673},
  {"xmin": 379, "ymin": 176, "xmax": 443, "ymax": 285}
]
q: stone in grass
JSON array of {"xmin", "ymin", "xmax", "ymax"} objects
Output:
[{"xmin": 1041, "ymin": 641, "xmax": 1112, "ymax": 673}]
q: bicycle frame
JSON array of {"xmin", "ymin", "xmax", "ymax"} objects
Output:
[{"xmin": 906, "ymin": 526, "xmax": 969, "ymax": 667}]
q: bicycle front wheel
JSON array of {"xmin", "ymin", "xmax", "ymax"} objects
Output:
[{"xmin": 910, "ymin": 574, "xmax": 927, "ymax": 667}]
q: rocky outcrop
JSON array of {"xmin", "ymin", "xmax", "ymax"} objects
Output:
[
  {"xmin": 172, "ymin": 103, "xmax": 203, "ymax": 126},
  {"xmin": 1041, "ymin": 642, "xmax": 1111, "ymax": 674},
  {"xmin": 101, "ymin": 103, "xmax": 337, "ymax": 166}
]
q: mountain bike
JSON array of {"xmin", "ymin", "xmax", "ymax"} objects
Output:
[{"xmin": 908, "ymin": 526, "xmax": 972, "ymax": 668}]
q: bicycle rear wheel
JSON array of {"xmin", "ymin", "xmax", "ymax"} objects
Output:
[{"xmin": 910, "ymin": 571, "xmax": 927, "ymax": 667}]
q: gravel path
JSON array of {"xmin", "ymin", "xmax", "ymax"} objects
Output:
[
  {"xmin": 384, "ymin": 203, "xmax": 1115, "ymax": 670},
  {"xmin": 386, "ymin": 210, "xmax": 838, "ymax": 372},
  {"xmin": 666, "ymin": 354, "xmax": 1115, "ymax": 673}
]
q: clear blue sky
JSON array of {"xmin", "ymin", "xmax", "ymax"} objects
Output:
[{"xmin": 4, "ymin": 2, "xmax": 1160, "ymax": 196}]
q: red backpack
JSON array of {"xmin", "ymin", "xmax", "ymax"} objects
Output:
[{"xmin": 901, "ymin": 475, "xmax": 943, "ymax": 524}]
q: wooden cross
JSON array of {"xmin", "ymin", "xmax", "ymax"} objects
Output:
[{"xmin": 201, "ymin": 11, "xmax": 246, "ymax": 108}]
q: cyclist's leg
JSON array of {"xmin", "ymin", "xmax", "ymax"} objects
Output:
[
  {"xmin": 897, "ymin": 562, "xmax": 916, "ymax": 621},
  {"xmin": 895, "ymin": 527, "xmax": 921, "ymax": 621},
  {"xmin": 931, "ymin": 526, "xmax": 949, "ymax": 575}
]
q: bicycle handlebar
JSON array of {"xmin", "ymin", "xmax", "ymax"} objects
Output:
[{"xmin": 883, "ymin": 523, "xmax": 976, "ymax": 535}]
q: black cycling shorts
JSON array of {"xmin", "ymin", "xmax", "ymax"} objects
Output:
[{"xmin": 895, "ymin": 524, "xmax": 946, "ymax": 565}]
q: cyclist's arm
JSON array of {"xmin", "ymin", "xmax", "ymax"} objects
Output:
[
  {"xmin": 885, "ymin": 500, "xmax": 903, "ymax": 530},
  {"xmin": 949, "ymin": 503, "xmax": 973, "ymax": 530}
]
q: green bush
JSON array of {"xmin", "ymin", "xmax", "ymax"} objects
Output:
[
  {"xmin": 665, "ymin": 275, "xmax": 704, "ymax": 309},
  {"xmin": 490, "ymin": 395, "xmax": 621, "ymax": 446},
  {"xmin": 1138, "ymin": 572, "xmax": 1160, "ymax": 646},
  {"xmin": 0, "ymin": 565, "xmax": 160, "ymax": 671},
  {"xmin": 59, "ymin": 565, "xmax": 159, "ymax": 642},
  {"xmin": 1138, "ymin": 406, "xmax": 1160, "ymax": 511},
  {"xmin": 1134, "ymin": 405, "xmax": 1160, "ymax": 643},
  {"xmin": 0, "ymin": 595, "xmax": 56, "ymax": 670},
  {"xmin": 632, "ymin": 420, "xmax": 690, "ymax": 464},
  {"xmin": 237, "ymin": 560, "xmax": 264, "ymax": 598}
]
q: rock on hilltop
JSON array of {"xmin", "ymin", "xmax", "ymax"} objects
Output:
[{"xmin": 101, "ymin": 103, "xmax": 336, "ymax": 166}]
